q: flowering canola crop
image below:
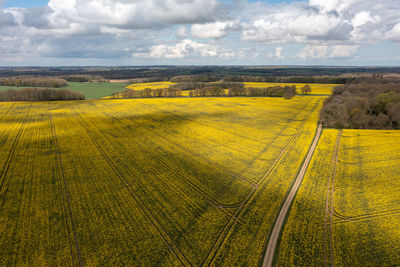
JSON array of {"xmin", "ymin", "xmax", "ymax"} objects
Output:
[
  {"xmin": 276, "ymin": 129, "xmax": 400, "ymax": 266},
  {"xmin": 0, "ymin": 97, "xmax": 324, "ymax": 265}
]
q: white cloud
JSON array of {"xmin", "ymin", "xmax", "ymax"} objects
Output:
[
  {"xmin": 219, "ymin": 50, "xmax": 236, "ymax": 59},
  {"xmin": 275, "ymin": 47, "xmax": 283, "ymax": 59},
  {"xmin": 385, "ymin": 23, "xmax": 400, "ymax": 42},
  {"xmin": 133, "ymin": 39, "xmax": 219, "ymax": 59},
  {"xmin": 1, "ymin": 0, "xmax": 400, "ymax": 64},
  {"xmin": 191, "ymin": 21, "xmax": 238, "ymax": 39},
  {"xmin": 268, "ymin": 47, "xmax": 284, "ymax": 59},
  {"xmin": 351, "ymin": 11, "xmax": 377, "ymax": 27},
  {"xmin": 0, "ymin": 0, "xmax": 228, "ymax": 61},
  {"xmin": 309, "ymin": 0, "xmax": 359, "ymax": 13},
  {"xmin": 298, "ymin": 44, "xmax": 359, "ymax": 59},
  {"xmin": 241, "ymin": 0, "xmax": 399, "ymax": 46},
  {"xmin": 176, "ymin": 26, "xmax": 188, "ymax": 40},
  {"xmin": 0, "ymin": 10, "xmax": 16, "ymax": 28},
  {"xmin": 241, "ymin": 5, "xmax": 352, "ymax": 43},
  {"xmin": 329, "ymin": 45, "xmax": 359, "ymax": 58},
  {"xmin": 45, "ymin": 0, "xmax": 223, "ymax": 32}
]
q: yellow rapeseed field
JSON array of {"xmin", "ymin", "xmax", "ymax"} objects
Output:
[
  {"xmin": 0, "ymin": 96, "xmax": 324, "ymax": 265},
  {"xmin": 244, "ymin": 82, "xmax": 337, "ymax": 95},
  {"xmin": 120, "ymin": 82, "xmax": 335, "ymax": 98},
  {"xmin": 126, "ymin": 81, "xmax": 175, "ymax": 90},
  {"xmin": 276, "ymin": 129, "xmax": 400, "ymax": 266}
]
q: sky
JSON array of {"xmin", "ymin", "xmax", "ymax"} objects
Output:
[{"xmin": 0, "ymin": 0, "xmax": 399, "ymax": 66}]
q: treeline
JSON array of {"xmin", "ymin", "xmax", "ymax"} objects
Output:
[
  {"xmin": 170, "ymin": 75, "xmax": 220, "ymax": 83},
  {"xmin": 0, "ymin": 77, "xmax": 67, "ymax": 88},
  {"xmin": 175, "ymin": 82, "xmax": 297, "ymax": 98},
  {"xmin": 113, "ymin": 87, "xmax": 182, "ymax": 98},
  {"xmin": 112, "ymin": 83, "xmax": 297, "ymax": 99},
  {"xmin": 171, "ymin": 75, "xmax": 349, "ymax": 84},
  {"xmin": 188, "ymin": 86, "xmax": 297, "ymax": 98},
  {"xmin": 347, "ymin": 75, "xmax": 400, "ymax": 84},
  {"xmin": 63, "ymin": 75, "xmax": 108, "ymax": 83},
  {"xmin": 2, "ymin": 66, "xmax": 400, "ymax": 80},
  {"xmin": 227, "ymin": 85, "xmax": 297, "ymax": 98},
  {"xmin": 127, "ymin": 77, "xmax": 165, "ymax": 84},
  {"xmin": 64, "ymin": 75, "xmax": 92, "ymax": 82},
  {"xmin": 170, "ymin": 81, "xmax": 244, "ymax": 91},
  {"xmin": 0, "ymin": 88, "xmax": 85, "ymax": 102},
  {"xmin": 320, "ymin": 84, "xmax": 400, "ymax": 129},
  {"xmin": 64, "ymin": 75, "xmax": 165, "ymax": 83},
  {"xmin": 222, "ymin": 75, "xmax": 348, "ymax": 84}
]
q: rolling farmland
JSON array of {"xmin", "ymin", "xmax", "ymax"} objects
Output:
[
  {"xmin": 123, "ymin": 82, "xmax": 335, "ymax": 96},
  {"xmin": 276, "ymin": 129, "xmax": 400, "ymax": 266},
  {"xmin": 1, "ymin": 0, "xmax": 399, "ymax": 263},
  {"xmin": 0, "ymin": 96, "xmax": 324, "ymax": 265},
  {"xmin": 0, "ymin": 82, "xmax": 128, "ymax": 100}
]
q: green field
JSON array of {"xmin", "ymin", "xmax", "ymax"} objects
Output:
[
  {"xmin": 276, "ymin": 129, "xmax": 400, "ymax": 266},
  {"xmin": 0, "ymin": 97, "xmax": 324, "ymax": 265},
  {"xmin": 0, "ymin": 82, "xmax": 127, "ymax": 100}
]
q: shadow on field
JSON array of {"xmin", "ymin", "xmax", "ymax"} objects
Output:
[
  {"xmin": 60, "ymin": 108, "xmax": 254, "ymax": 206},
  {"xmin": 3, "ymin": 100, "xmax": 255, "ymax": 206}
]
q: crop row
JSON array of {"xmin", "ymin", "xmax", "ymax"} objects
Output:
[
  {"xmin": 210, "ymin": 97, "xmax": 324, "ymax": 266},
  {"xmin": 0, "ymin": 104, "xmax": 74, "ymax": 266},
  {"xmin": 132, "ymin": 97, "xmax": 317, "ymax": 181},
  {"xmin": 72, "ymin": 97, "xmax": 325, "ymax": 266},
  {"xmin": 0, "ymin": 96, "xmax": 325, "ymax": 265},
  {"xmin": 276, "ymin": 129, "xmax": 400, "ymax": 266}
]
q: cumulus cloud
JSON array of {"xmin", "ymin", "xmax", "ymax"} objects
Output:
[
  {"xmin": 45, "ymin": 0, "xmax": 224, "ymax": 31},
  {"xmin": 0, "ymin": 0, "xmax": 228, "ymax": 61},
  {"xmin": 176, "ymin": 26, "xmax": 188, "ymax": 40},
  {"xmin": 351, "ymin": 11, "xmax": 377, "ymax": 27},
  {"xmin": 241, "ymin": 5, "xmax": 353, "ymax": 43},
  {"xmin": 298, "ymin": 45, "xmax": 359, "ymax": 59},
  {"xmin": 309, "ymin": 0, "xmax": 359, "ymax": 13},
  {"xmin": 133, "ymin": 39, "xmax": 220, "ymax": 59},
  {"xmin": 133, "ymin": 39, "xmax": 237, "ymax": 60},
  {"xmin": 191, "ymin": 21, "xmax": 239, "ymax": 39},
  {"xmin": 0, "ymin": 10, "xmax": 16, "ymax": 28},
  {"xmin": 241, "ymin": 0, "xmax": 400, "ymax": 46},
  {"xmin": 275, "ymin": 47, "xmax": 283, "ymax": 59},
  {"xmin": 385, "ymin": 23, "xmax": 400, "ymax": 42},
  {"xmin": 267, "ymin": 47, "xmax": 284, "ymax": 59},
  {"xmin": 0, "ymin": 0, "xmax": 400, "ymax": 64},
  {"xmin": 22, "ymin": 6, "xmax": 53, "ymax": 29}
]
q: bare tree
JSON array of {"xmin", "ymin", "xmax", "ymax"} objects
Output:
[
  {"xmin": 301, "ymin": 85, "xmax": 312, "ymax": 95},
  {"xmin": 320, "ymin": 83, "xmax": 400, "ymax": 129},
  {"xmin": 0, "ymin": 88, "xmax": 84, "ymax": 102}
]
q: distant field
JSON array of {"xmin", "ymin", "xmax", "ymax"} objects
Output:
[
  {"xmin": 0, "ymin": 82, "xmax": 128, "ymax": 99},
  {"xmin": 126, "ymin": 81, "xmax": 175, "ymax": 90},
  {"xmin": 121, "ymin": 82, "xmax": 335, "ymax": 98},
  {"xmin": 244, "ymin": 82, "xmax": 337, "ymax": 95},
  {"xmin": 276, "ymin": 129, "xmax": 400, "ymax": 266},
  {"xmin": 0, "ymin": 81, "xmax": 335, "ymax": 101},
  {"xmin": 0, "ymin": 85, "xmax": 28, "ymax": 91},
  {"xmin": 124, "ymin": 82, "xmax": 336, "ymax": 96},
  {"xmin": 65, "ymin": 82, "xmax": 127, "ymax": 99},
  {"xmin": 0, "ymin": 96, "xmax": 324, "ymax": 265}
]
